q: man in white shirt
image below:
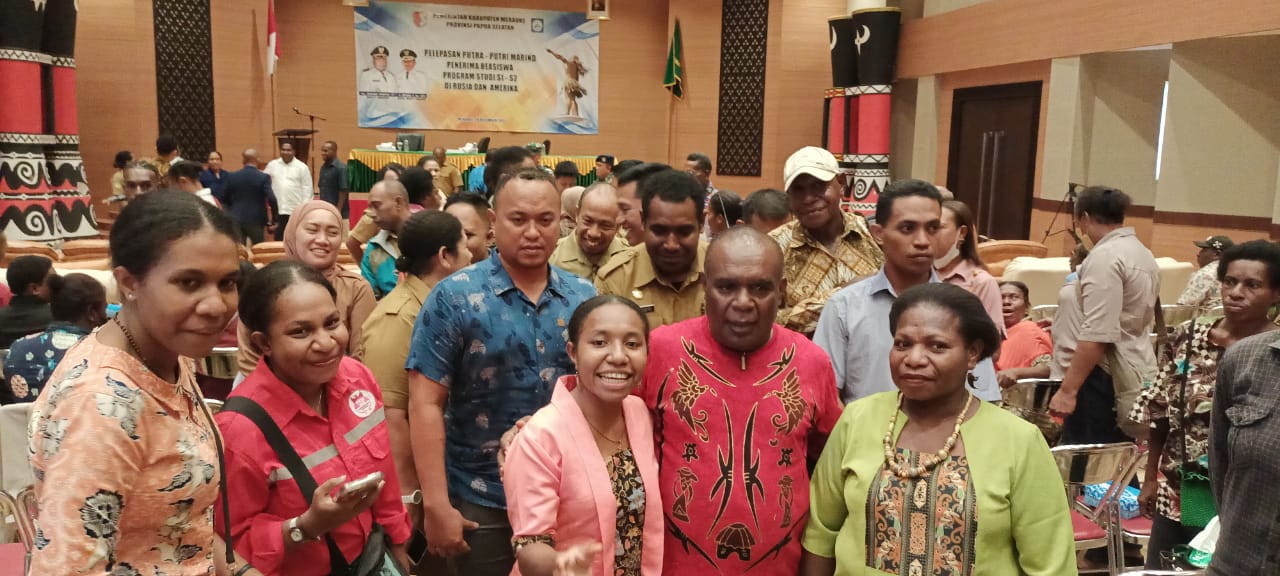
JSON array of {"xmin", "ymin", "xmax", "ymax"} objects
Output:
[
  {"xmin": 398, "ymin": 49, "xmax": 429, "ymax": 95},
  {"xmin": 264, "ymin": 141, "xmax": 313, "ymax": 240}
]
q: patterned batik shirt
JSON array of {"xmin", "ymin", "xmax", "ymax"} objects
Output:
[
  {"xmin": 406, "ymin": 257, "xmax": 596, "ymax": 509},
  {"xmin": 3, "ymin": 322, "xmax": 90, "ymax": 404},
  {"xmin": 1176, "ymin": 260, "xmax": 1221, "ymax": 312},
  {"xmin": 640, "ymin": 316, "xmax": 843, "ymax": 575},
  {"xmin": 1130, "ymin": 317, "xmax": 1222, "ymax": 520},
  {"xmin": 768, "ymin": 211, "xmax": 884, "ymax": 336},
  {"xmin": 27, "ymin": 334, "xmax": 221, "ymax": 575}
]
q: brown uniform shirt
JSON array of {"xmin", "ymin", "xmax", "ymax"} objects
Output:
[
  {"xmin": 594, "ymin": 243, "xmax": 707, "ymax": 328},
  {"xmin": 436, "ymin": 163, "xmax": 464, "ymax": 195},
  {"xmin": 355, "ymin": 274, "xmax": 434, "ymax": 410},
  {"xmin": 549, "ymin": 234, "xmax": 629, "ymax": 280}
]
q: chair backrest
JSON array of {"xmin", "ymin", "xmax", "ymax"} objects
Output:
[
  {"xmin": 1003, "ymin": 379, "xmax": 1062, "ymax": 415},
  {"xmin": 0, "ymin": 404, "xmax": 34, "ymax": 496},
  {"xmin": 0, "ymin": 489, "xmax": 31, "ymax": 549},
  {"xmin": 1029, "ymin": 304, "xmax": 1059, "ymax": 323},
  {"xmin": 1051, "ymin": 442, "xmax": 1138, "ymax": 487},
  {"xmin": 0, "ymin": 241, "xmax": 59, "ymax": 266},
  {"xmin": 976, "ymin": 240, "xmax": 1049, "ymax": 264},
  {"xmin": 198, "ymin": 347, "xmax": 239, "ymax": 380},
  {"xmin": 60, "ymin": 239, "xmax": 110, "ymax": 261},
  {"xmin": 1051, "ymin": 442, "xmax": 1140, "ymax": 524},
  {"xmin": 1002, "ymin": 379, "xmax": 1063, "ymax": 444},
  {"xmin": 1162, "ymin": 304, "xmax": 1197, "ymax": 327},
  {"xmin": 251, "ymin": 241, "xmax": 287, "ymax": 266}
]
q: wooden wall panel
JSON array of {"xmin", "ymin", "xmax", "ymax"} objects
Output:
[
  {"xmin": 899, "ymin": 0, "xmax": 1280, "ymax": 78},
  {"xmin": 270, "ymin": 0, "xmax": 670, "ymax": 166},
  {"xmin": 1150, "ymin": 222, "xmax": 1270, "ymax": 264},
  {"xmin": 669, "ymin": 0, "xmax": 842, "ymax": 194},
  {"xmin": 211, "ymin": 0, "xmax": 272, "ymax": 165},
  {"xmin": 76, "ymin": 0, "xmax": 158, "ymax": 207}
]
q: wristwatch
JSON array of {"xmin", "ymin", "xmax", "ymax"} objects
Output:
[
  {"xmin": 401, "ymin": 490, "xmax": 422, "ymax": 505},
  {"xmin": 287, "ymin": 516, "xmax": 319, "ymax": 543}
]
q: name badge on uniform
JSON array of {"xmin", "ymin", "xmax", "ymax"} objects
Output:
[
  {"xmin": 348, "ymin": 390, "xmax": 377, "ymax": 418},
  {"xmin": 638, "ymin": 304, "xmax": 656, "ymax": 313}
]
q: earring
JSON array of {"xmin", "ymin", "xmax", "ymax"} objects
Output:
[{"xmin": 126, "ymin": 293, "xmax": 136, "ymax": 301}]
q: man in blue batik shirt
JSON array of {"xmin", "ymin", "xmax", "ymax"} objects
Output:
[{"xmin": 406, "ymin": 168, "xmax": 596, "ymax": 576}]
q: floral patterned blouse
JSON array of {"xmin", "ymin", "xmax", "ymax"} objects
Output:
[
  {"xmin": 3, "ymin": 322, "xmax": 90, "ymax": 404},
  {"xmin": 868, "ymin": 448, "xmax": 978, "ymax": 576},
  {"xmin": 608, "ymin": 449, "xmax": 645, "ymax": 576},
  {"xmin": 27, "ymin": 334, "xmax": 221, "ymax": 575},
  {"xmin": 1131, "ymin": 317, "xmax": 1224, "ymax": 520}
]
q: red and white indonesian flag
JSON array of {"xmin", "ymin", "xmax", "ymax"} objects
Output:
[{"xmin": 267, "ymin": 0, "xmax": 279, "ymax": 75}]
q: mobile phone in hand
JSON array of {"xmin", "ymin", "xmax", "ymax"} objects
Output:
[{"xmin": 338, "ymin": 471, "xmax": 384, "ymax": 498}]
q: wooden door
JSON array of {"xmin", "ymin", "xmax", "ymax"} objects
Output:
[{"xmin": 946, "ymin": 82, "xmax": 1041, "ymax": 241}]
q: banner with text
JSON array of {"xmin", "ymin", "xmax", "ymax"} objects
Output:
[{"xmin": 354, "ymin": 2, "xmax": 599, "ymax": 134}]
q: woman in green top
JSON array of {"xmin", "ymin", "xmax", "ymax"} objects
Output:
[{"xmin": 801, "ymin": 283, "xmax": 1076, "ymax": 576}]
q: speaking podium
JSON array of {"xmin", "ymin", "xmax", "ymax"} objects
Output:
[{"xmin": 273, "ymin": 129, "xmax": 317, "ymax": 165}]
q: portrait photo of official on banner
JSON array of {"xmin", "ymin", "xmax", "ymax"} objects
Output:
[{"xmin": 353, "ymin": 1, "xmax": 600, "ymax": 134}]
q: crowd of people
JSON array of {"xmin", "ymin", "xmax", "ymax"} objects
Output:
[{"xmin": 0, "ymin": 133, "xmax": 1277, "ymax": 576}]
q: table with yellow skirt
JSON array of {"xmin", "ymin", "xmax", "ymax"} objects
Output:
[{"xmin": 346, "ymin": 149, "xmax": 599, "ymax": 192}]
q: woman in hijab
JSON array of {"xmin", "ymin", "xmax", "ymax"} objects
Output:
[{"xmin": 237, "ymin": 200, "xmax": 376, "ymax": 376}]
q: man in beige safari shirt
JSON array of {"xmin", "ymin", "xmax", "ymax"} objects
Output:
[{"xmin": 1049, "ymin": 186, "xmax": 1159, "ymax": 443}]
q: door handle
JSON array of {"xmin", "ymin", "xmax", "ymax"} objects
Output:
[
  {"xmin": 976, "ymin": 131, "xmax": 992, "ymax": 230},
  {"xmin": 987, "ymin": 131, "xmax": 1004, "ymax": 236}
]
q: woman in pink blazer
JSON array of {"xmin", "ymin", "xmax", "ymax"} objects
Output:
[{"xmin": 504, "ymin": 295, "xmax": 664, "ymax": 576}]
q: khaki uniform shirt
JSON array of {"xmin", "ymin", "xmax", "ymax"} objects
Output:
[
  {"xmin": 1077, "ymin": 227, "xmax": 1161, "ymax": 382},
  {"xmin": 350, "ymin": 212, "xmax": 379, "ymax": 245},
  {"xmin": 595, "ymin": 243, "xmax": 707, "ymax": 328},
  {"xmin": 769, "ymin": 212, "xmax": 884, "ymax": 336},
  {"xmin": 437, "ymin": 163, "xmax": 464, "ymax": 195},
  {"xmin": 355, "ymin": 274, "xmax": 434, "ymax": 410},
  {"xmin": 549, "ymin": 234, "xmax": 628, "ymax": 280}
]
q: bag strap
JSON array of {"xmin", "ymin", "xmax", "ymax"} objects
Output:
[
  {"xmin": 222, "ymin": 396, "xmax": 351, "ymax": 574},
  {"xmin": 191, "ymin": 385, "xmax": 236, "ymax": 570}
]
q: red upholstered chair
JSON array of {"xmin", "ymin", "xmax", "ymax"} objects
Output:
[
  {"xmin": 0, "ymin": 489, "xmax": 31, "ymax": 576},
  {"xmin": 1051, "ymin": 442, "xmax": 1142, "ymax": 576}
]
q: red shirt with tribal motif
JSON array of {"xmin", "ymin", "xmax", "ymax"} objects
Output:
[
  {"xmin": 639, "ymin": 316, "xmax": 842, "ymax": 575},
  {"xmin": 215, "ymin": 356, "xmax": 411, "ymax": 575}
]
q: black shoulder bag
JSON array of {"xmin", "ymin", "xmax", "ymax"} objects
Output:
[{"xmin": 221, "ymin": 396, "xmax": 405, "ymax": 576}]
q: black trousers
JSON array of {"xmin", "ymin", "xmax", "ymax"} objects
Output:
[
  {"xmin": 274, "ymin": 214, "xmax": 290, "ymax": 241},
  {"xmin": 239, "ymin": 222, "xmax": 264, "ymax": 246},
  {"xmin": 1061, "ymin": 366, "xmax": 1134, "ymax": 445},
  {"xmin": 445, "ymin": 499, "xmax": 514, "ymax": 576},
  {"xmin": 1145, "ymin": 513, "xmax": 1201, "ymax": 569}
]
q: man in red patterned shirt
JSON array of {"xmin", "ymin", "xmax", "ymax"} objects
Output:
[{"xmin": 640, "ymin": 226, "xmax": 842, "ymax": 575}]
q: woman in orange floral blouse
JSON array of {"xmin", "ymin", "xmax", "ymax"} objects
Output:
[{"xmin": 28, "ymin": 191, "xmax": 259, "ymax": 576}]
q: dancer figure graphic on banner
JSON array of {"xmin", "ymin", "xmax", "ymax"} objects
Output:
[{"xmin": 547, "ymin": 48, "xmax": 588, "ymax": 118}]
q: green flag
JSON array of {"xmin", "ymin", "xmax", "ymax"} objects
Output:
[{"xmin": 664, "ymin": 20, "xmax": 684, "ymax": 100}]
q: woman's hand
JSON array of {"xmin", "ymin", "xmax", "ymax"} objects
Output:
[
  {"xmin": 498, "ymin": 415, "xmax": 531, "ymax": 478},
  {"xmin": 299, "ymin": 475, "xmax": 382, "ymax": 537},
  {"xmin": 997, "ymin": 369, "xmax": 1020, "ymax": 389},
  {"xmin": 1137, "ymin": 480, "xmax": 1158, "ymax": 519},
  {"xmin": 554, "ymin": 543, "xmax": 601, "ymax": 576}
]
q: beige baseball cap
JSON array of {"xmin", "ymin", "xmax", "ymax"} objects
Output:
[{"xmin": 784, "ymin": 146, "xmax": 839, "ymax": 192}]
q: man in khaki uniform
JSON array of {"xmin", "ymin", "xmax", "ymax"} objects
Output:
[
  {"xmin": 549, "ymin": 182, "xmax": 628, "ymax": 279},
  {"xmin": 1049, "ymin": 186, "xmax": 1159, "ymax": 443},
  {"xmin": 596, "ymin": 169, "xmax": 707, "ymax": 327}
]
